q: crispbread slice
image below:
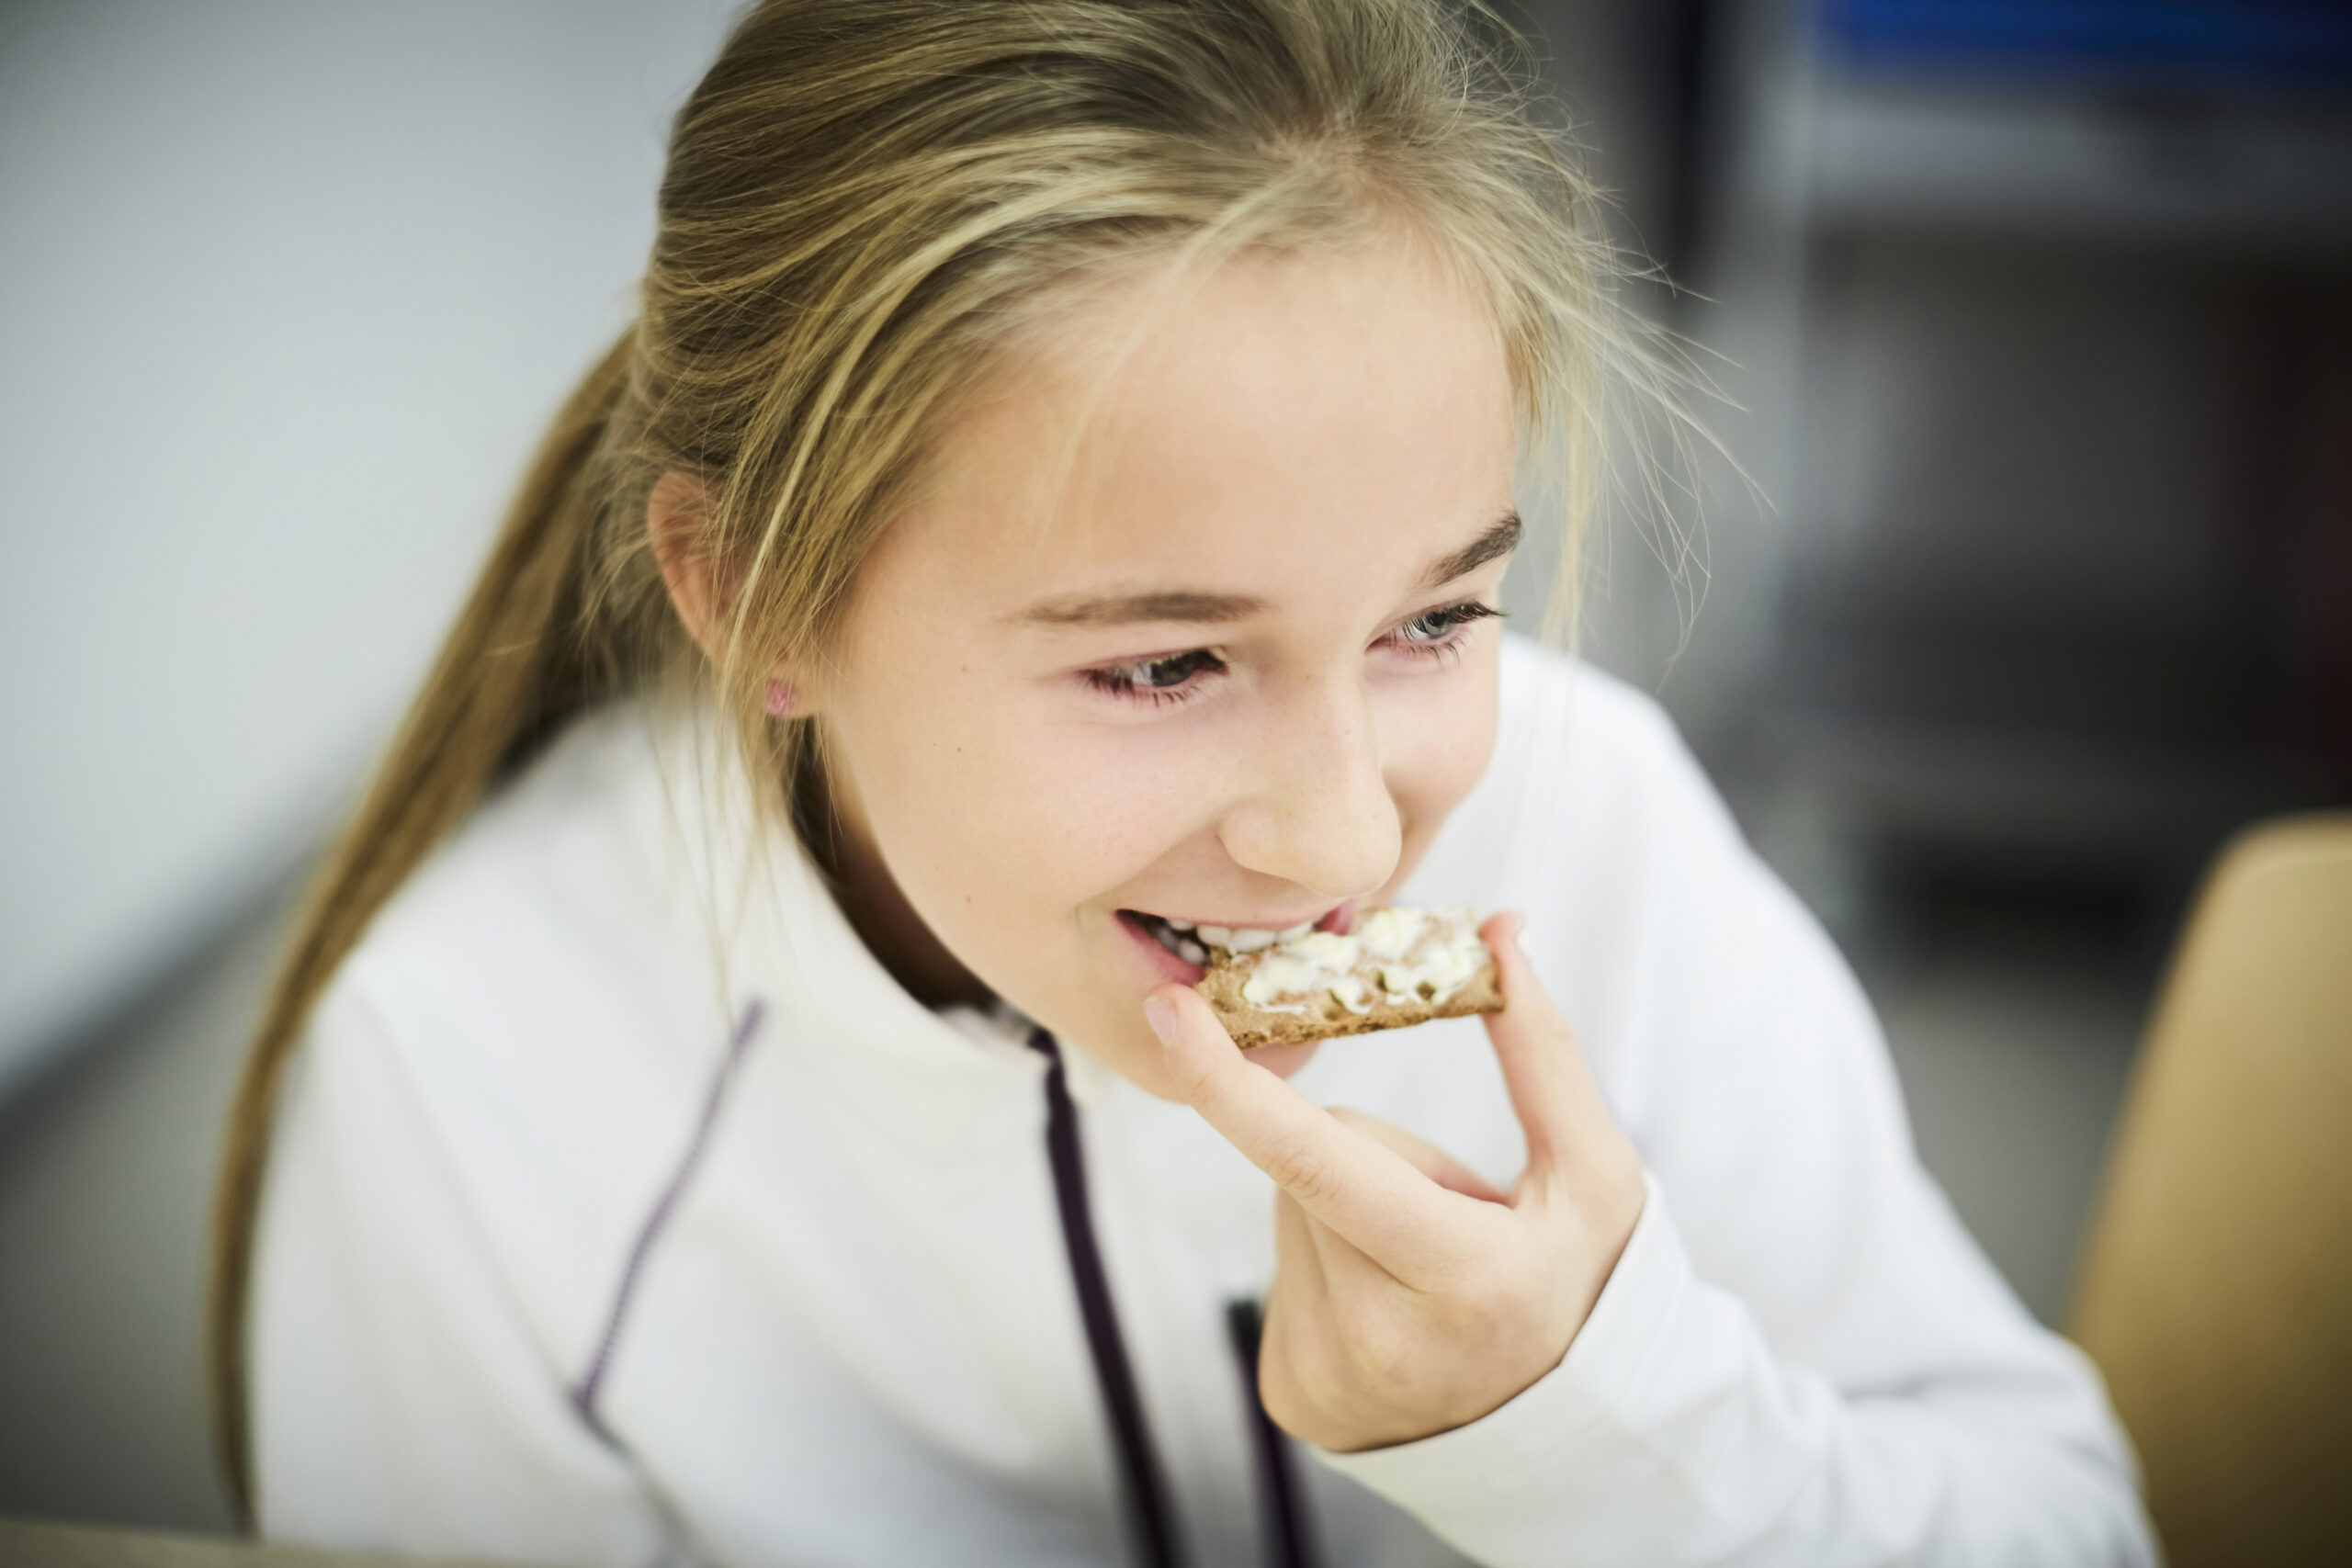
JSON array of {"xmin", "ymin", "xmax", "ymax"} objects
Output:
[{"xmin": 1195, "ymin": 906, "xmax": 1503, "ymax": 1050}]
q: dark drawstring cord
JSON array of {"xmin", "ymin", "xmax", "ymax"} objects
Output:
[
  {"xmin": 1027, "ymin": 1027, "xmax": 1318, "ymax": 1568},
  {"xmin": 1227, "ymin": 1298, "xmax": 1317, "ymax": 1568},
  {"xmin": 1028, "ymin": 1029, "xmax": 1184, "ymax": 1568},
  {"xmin": 573, "ymin": 999, "xmax": 765, "ymax": 1438}
]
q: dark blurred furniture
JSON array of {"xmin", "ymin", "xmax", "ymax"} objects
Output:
[
  {"xmin": 2069, "ymin": 812, "xmax": 2352, "ymax": 1565},
  {"xmin": 1695, "ymin": 0, "xmax": 2352, "ymax": 897}
]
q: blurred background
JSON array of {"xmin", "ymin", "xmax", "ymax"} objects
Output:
[{"xmin": 3, "ymin": 0, "xmax": 2348, "ymax": 1539}]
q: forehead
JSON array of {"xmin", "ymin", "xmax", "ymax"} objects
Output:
[{"xmin": 876, "ymin": 235, "xmax": 1519, "ymax": 613}]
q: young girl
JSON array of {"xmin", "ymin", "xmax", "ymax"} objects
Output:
[{"xmin": 212, "ymin": 2, "xmax": 2154, "ymax": 1563}]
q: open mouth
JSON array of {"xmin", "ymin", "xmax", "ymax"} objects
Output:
[
  {"xmin": 1125, "ymin": 911, "xmax": 1211, "ymax": 966},
  {"xmin": 1118, "ymin": 902, "xmax": 1359, "ymax": 968}
]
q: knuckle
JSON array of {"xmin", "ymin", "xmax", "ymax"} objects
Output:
[
  {"xmin": 1518, "ymin": 1007, "xmax": 1575, "ymax": 1056},
  {"xmin": 1445, "ymin": 1261, "xmax": 1541, "ymax": 1340},
  {"xmin": 1166, "ymin": 1056, "xmax": 1211, "ymax": 1106},
  {"xmin": 1262, "ymin": 1133, "xmax": 1345, "ymax": 1210},
  {"xmin": 1189, "ymin": 1066, "xmax": 1242, "ymax": 1119}
]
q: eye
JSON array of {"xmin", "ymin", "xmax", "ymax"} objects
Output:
[
  {"xmin": 1385, "ymin": 601, "xmax": 1500, "ymax": 657},
  {"xmin": 1082, "ymin": 647, "xmax": 1226, "ymax": 705}
]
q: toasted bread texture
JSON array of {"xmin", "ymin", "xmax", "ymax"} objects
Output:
[{"xmin": 1194, "ymin": 905, "xmax": 1503, "ymax": 1050}]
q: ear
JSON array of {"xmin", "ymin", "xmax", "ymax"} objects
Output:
[
  {"xmin": 648, "ymin": 470, "xmax": 821, "ymax": 715},
  {"xmin": 648, "ymin": 469, "xmax": 722, "ymax": 658}
]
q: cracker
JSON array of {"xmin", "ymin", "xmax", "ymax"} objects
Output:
[{"xmin": 1193, "ymin": 905, "xmax": 1503, "ymax": 1050}]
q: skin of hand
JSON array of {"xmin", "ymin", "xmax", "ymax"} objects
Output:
[{"xmin": 1147, "ymin": 911, "xmax": 1646, "ymax": 1452}]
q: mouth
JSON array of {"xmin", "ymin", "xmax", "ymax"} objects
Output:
[{"xmin": 1116, "ymin": 900, "xmax": 1362, "ymax": 984}]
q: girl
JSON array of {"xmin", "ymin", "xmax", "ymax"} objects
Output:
[{"xmin": 212, "ymin": 2, "xmax": 2155, "ymax": 1563}]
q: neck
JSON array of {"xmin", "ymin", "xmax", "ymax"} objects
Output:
[{"xmin": 797, "ymin": 746, "xmax": 993, "ymax": 1011}]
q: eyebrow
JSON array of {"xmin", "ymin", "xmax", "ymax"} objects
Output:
[
  {"xmin": 1012, "ymin": 510, "xmax": 1523, "ymax": 628},
  {"xmin": 1015, "ymin": 588, "xmax": 1271, "ymax": 627},
  {"xmin": 1419, "ymin": 510, "xmax": 1522, "ymax": 591}
]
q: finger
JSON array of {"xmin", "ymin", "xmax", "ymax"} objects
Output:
[
  {"xmin": 1150, "ymin": 983, "xmax": 1468, "ymax": 1280},
  {"xmin": 1255, "ymin": 1229, "xmax": 1332, "ymax": 1436},
  {"xmin": 1297, "ymin": 1193, "xmax": 1395, "ymax": 1313},
  {"xmin": 1327, "ymin": 1107, "xmax": 1509, "ymax": 1204},
  {"xmin": 1272, "ymin": 1191, "xmax": 1396, "ymax": 1392},
  {"xmin": 1273, "ymin": 1189, "xmax": 1336, "ymax": 1303},
  {"xmin": 1477, "ymin": 912, "xmax": 1610, "ymax": 1182}
]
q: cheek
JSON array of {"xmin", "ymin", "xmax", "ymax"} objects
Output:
[
  {"xmin": 848, "ymin": 685, "xmax": 1206, "ymax": 924},
  {"xmin": 1386, "ymin": 654, "xmax": 1500, "ymax": 830},
  {"xmin": 980, "ymin": 724, "xmax": 1223, "ymax": 902}
]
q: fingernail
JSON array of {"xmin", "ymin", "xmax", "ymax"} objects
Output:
[{"xmin": 1144, "ymin": 996, "xmax": 1179, "ymax": 1047}]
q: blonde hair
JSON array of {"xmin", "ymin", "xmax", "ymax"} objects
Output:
[{"xmin": 209, "ymin": 0, "xmax": 1659, "ymax": 1517}]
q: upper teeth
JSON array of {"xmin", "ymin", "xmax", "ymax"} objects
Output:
[
  {"xmin": 1196, "ymin": 921, "xmax": 1315, "ymax": 953},
  {"xmin": 1136, "ymin": 911, "xmax": 1321, "ymax": 964}
]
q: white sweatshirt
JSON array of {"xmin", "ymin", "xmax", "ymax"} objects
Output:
[{"xmin": 252, "ymin": 636, "xmax": 2155, "ymax": 1567}]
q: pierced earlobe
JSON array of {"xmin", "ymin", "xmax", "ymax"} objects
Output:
[{"xmin": 763, "ymin": 682, "xmax": 796, "ymax": 719}]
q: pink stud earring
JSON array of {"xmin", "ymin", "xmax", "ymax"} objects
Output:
[{"xmin": 763, "ymin": 681, "xmax": 795, "ymax": 718}]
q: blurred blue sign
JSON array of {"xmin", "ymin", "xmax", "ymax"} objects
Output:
[{"xmin": 1820, "ymin": 0, "xmax": 2352, "ymax": 91}]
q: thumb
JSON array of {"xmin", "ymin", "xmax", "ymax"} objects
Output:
[
  {"xmin": 1479, "ymin": 916, "xmax": 1646, "ymax": 1228},
  {"xmin": 1478, "ymin": 912, "xmax": 1605, "ymax": 1182}
]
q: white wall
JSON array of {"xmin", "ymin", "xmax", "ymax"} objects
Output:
[{"xmin": 0, "ymin": 1, "xmax": 743, "ymax": 1091}]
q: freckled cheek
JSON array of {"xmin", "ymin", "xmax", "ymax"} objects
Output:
[
  {"xmin": 1030, "ymin": 766, "xmax": 1203, "ymax": 909},
  {"xmin": 1385, "ymin": 678, "xmax": 1498, "ymax": 842},
  {"xmin": 924, "ymin": 738, "xmax": 1201, "ymax": 924}
]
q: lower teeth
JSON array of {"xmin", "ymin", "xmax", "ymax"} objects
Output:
[{"xmin": 1136, "ymin": 916, "xmax": 1206, "ymax": 965}]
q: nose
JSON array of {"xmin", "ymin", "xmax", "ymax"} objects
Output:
[{"xmin": 1216, "ymin": 671, "xmax": 1401, "ymax": 899}]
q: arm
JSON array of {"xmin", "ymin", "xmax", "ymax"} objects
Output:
[
  {"xmin": 1323, "ymin": 1167, "xmax": 2150, "ymax": 1566},
  {"xmin": 1151, "ymin": 783, "xmax": 2154, "ymax": 1564},
  {"xmin": 249, "ymin": 979, "xmax": 679, "ymax": 1567}
]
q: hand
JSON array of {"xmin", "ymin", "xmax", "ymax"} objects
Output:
[{"xmin": 1147, "ymin": 912, "xmax": 1645, "ymax": 1452}]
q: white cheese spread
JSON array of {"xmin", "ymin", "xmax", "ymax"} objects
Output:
[{"xmin": 1231, "ymin": 905, "xmax": 1487, "ymax": 1011}]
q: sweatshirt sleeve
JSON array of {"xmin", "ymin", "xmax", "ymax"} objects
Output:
[
  {"xmin": 249, "ymin": 977, "xmax": 681, "ymax": 1567},
  {"xmin": 1319, "ymin": 671, "xmax": 2156, "ymax": 1565}
]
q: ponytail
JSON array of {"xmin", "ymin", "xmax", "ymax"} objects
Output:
[{"xmin": 207, "ymin": 333, "xmax": 636, "ymax": 1521}]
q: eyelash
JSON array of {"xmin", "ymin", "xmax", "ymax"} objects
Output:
[
  {"xmin": 1391, "ymin": 600, "xmax": 1501, "ymax": 654},
  {"xmin": 1083, "ymin": 648, "xmax": 1224, "ymax": 707},
  {"xmin": 1080, "ymin": 602, "xmax": 1500, "ymax": 707}
]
